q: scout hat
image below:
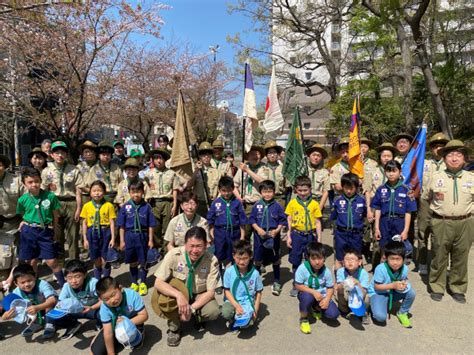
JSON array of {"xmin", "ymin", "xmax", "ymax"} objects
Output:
[
  {"xmin": 428, "ymin": 132, "xmax": 449, "ymax": 146},
  {"xmin": 27, "ymin": 147, "xmax": 48, "ymax": 160},
  {"xmin": 46, "ymin": 297, "xmax": 84, "ymax": 319},
  {"xmin": 146, "ymin": 248, "xmax": 161, "ymax": 268},
  {"xmin": 78, "ymin": 139, "xmax": 98, "ymax": 152},
  {"xmin": 151, "ymin": 278, "xmax": 189, "ymax": 318},
  {"xmin": 336, "ymin": 137, "xmax": 350, "ymax": 149},
  {"xmin": 0, "ymin": 154, "xmax": 12, "ymax": 168},
  {"xmin": 392, "ymin": 132, "xmax": 413, "ymax": 144},
  {"xmin": 149, "ymin": 148, "xmax": 171, "ymax": 161},
  {"xmin": 115, "ymin": 316, "xmax": 142, "ymax": 349},
  {"xmin": 113, "ymin": 139, "xmax": 125, "ymax": 148},
  {"xmin": 262, "ymin": 237, "xmax": 274, "ymax": 250},
  {"xmin": 264, "ymin": 140, "xmax": 283, "ymax": 154},
  {"xmin": 212, "ymin": 138, "xmax": 225, "ymax": 149},
  {"xmin": 105, "ymin": 247, "xmax": 120, "ymax": 264},
  {"xmin": 97, "ymin": 140, "xmax": 115, "ymax": 154},
  {"xmin": 129, "ymin": 148, "xmax": 144, "ymax": 158},
  {"xmin": 123, "ymin": 158, "xmax": 140, "ymax": 170},
  {"xmin": 439, "ymin": 139, "xmax": 470, "ymax": 157},
  {"xmin": 305, "ymin": 143, "xmax": 328, "ymax": 159},
  {"xmin": 51, "ymin": 140, "xmax": 68, "ymax": 152},
  {"xmin": 375, "ymin": 142, "xmax": 399, "ymax": 155},
  {"xmin": 360, "ymin": 137, "xmax": 375, "ymax": 149},
  {"xmin": 198, "ymin": 141, "xmax": 213, "ymax": 154},
  {"xmin": 245, "ymin": 145, "xmax": 265, "ymax": 159}
]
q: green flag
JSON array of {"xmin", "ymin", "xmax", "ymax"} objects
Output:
[{"xmin": 283, "ymin": 107, "xmax": 308, "ymax": 185}]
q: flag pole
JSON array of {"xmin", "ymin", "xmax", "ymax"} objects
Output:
[
  {"xmin": 241, "ymin": 62, "xmax": 247, "ymax": 198},
  {"xmin": 296, "ymin": 106, "xmax": 308, "ymax": 168}
]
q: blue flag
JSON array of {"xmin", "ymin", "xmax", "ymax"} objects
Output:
[{"xmin": 402, "ymin": 124, "xmax": 427, "ymax": 198}]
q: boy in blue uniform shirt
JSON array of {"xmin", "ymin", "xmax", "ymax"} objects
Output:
[
  {"xmin": 371, "ymin": 160, "xmax": 417, "ymax": 264},
  {"xmin": 330, "ymin": 173, "xmax": 367, "ymax": 270},
  {"xmin": 285, "ymin": 176, "xmax": 322, "ymax": 297},
  {"xmin": 207, "ymin": 176, "xmax": 247, "ymax": 275},
  {"xmin": 335, "ymin": 249, "xmax": 370, "ymax": 324},
  {"xmin": 369, "ymin": 241, "xmax": 415, "ymax": 328},
  {"xmin": 44, "ymin": 260, "xmax": 101, "ymax": 340},
  {"xmin": 295, "ymin": 242, "xmax": 339, "ymax": 334},
  {"xmin": 2, "ymin": 264, "xmax": 57, "ymax": 339},
  {"xmin": 117, "ymin": 181, "xmax": 157, "ymax": 296},
  {"xmin": 90, "ymin": 276, "xmax": 148, "ymax": 355},
  {"xmin": 249, "ymin": 180, "xmax": 287, "ymax": 296},
  {"xmin": 222, "ymin": 240, "xmax": 263, "ymax": 331}
]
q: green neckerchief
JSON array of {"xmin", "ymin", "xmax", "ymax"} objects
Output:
[
  {"xmin": 219, "ymin": 196, "xmax": 234, "ymax": 234},
  {"xmin": 340, "ymin": 160, "xmax": 349, "ymax": 171},
  {"xmin": 267, "ymin": 162, "xmax": 278, "ymax": 182},
  {"xmin": 19, "ymin": 283, "xmax": 44, "ymax": 325},
  {"xmin": 433, "ymin": 159, "xmax": 443, "ymax": 171},
  {"xmin": 71, "ymin": 276, "xmax": 91, "ymax": 300},
  {"xmin": 129, "ymin": 199, "xmax": 144, "ymax": 233},
  {"xmin": 378, "ymin": 166, "xmax": 387, "ymax": 184},
  {"xmin": 246, "ymin": 163, "xmax": 262, "ymax": 194},
  {"xmin": 183, "ymin": 213, "xmax": 197, "ymax": 228},
  {"xmin": 303, "ymin": 261, "xmax": 325, "ymax": 290},
  {"xmin": 184, "ymin": 251, "xmax": 205, "ymax": 299},
  {"xmin": 258, "ymin": 198, "xmax": 274, "ymax": 232},
  {"xmin": 155, "ymin": 167, "xmax": 165, "ymax": 195},
  {"xmin": 383, "ymin": 262, "xmax": 403, "ymax": 311},
  {"xmin": 445, "ymin": 169, "xmax": 463, "ymax": 205},
  {"xmin": 231, "ymin": 264, "xmax": 256, "ymax": 311},
  {"xmin": 385, "ymin": 180, "xmax": 404, "ymax": 217},
  {"xmin": 99, "ymin": 163, "xmax": 112, "ymax": 191},
  {"xmin": 92, "ymin": 199, "xmax": 105, "ymax": 238},
  {"xmin": 107, "ymin": 291, "xmax": 128, "ymax": 330},
  {"xmin": 29, "ymin": 191, "xmax": 45, "ymax": 228},
  {"xmin": 54, "ymin": 162, "xmax": 66, "ymax": 195},
  {"xmin": 212, "ymin": 158, "xmax": 221, "ymax": 168},
  {"xmin": 296, "ymin": 196, "xmax": 313, "ymax": 232},
  {"xmin": 342, "ymin": 194, "xmax": 357, "ymax": 229}
]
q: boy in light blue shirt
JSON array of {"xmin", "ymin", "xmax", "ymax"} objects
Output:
[
  {"xmin": 369, "ymin": 241, "xmax": 415, "ymax": 328},
  {"xmin": 294, "ymin": 241, "xmax": 339, "ymax": 334},
  {"xmin": 222, "ymin": 240, "xmax": 263, "ymax": 331}
]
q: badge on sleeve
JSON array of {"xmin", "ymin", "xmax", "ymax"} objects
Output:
[
  {"xmin": 436, "ymin": 178, "xmax": 444, "ymax": 188},
  {"xmin": 177, "ymin": 262, "xmax": 184, "ymax": 273},
  {"xmin": 215, "ymin": 202, "xmax": 221, "ymax": 210}
]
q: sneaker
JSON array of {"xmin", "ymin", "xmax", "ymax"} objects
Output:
[
  {"xmin": 396, "ymin": 312, "xmax": 412, "ymax": 328},
  {"xmin": 41, "ymin": 323, "xmax": 56, "ymax": 340},
  {"xmin": 289, "ymin": 287, "xmax": 298, "ymax": 297},
  {"xmin": 139, "ymin": 282, "xmax": 148, "ymax": 296},
  {"xmin": 418, "ymin": 264, "xmax": 428, "ymax": 276},
  {"xmin": 60, "ymin": 322, "xmax": 82, "ymax": 340},
  {"xmin": 362, "ymin": 314, "xmax": 371, "ymax": 325},
  {"xmin": 430, "ymin": 292, "xmax": 443, "ymax": 302},
  {"xmin": 130, "ymin": 282, "xmax": 139, "ymax": 292},
  {"xmin": 271, "ymin": 282, "xmax": 282, "ymax": 296},
  {"xmin": 21, "ymin": 323, "xmax": 42, "ymax": 337},
  {"xmin": 215, "ymin": 287, "xmax": 223, "ymax": 295},
  {"xmin": 299, "ymin": 319, "xmax": 311, "ymax": 334},
  {"xmin": 312, "ymin": 311, "xmax": 322, "ymax": 320},
  {"xmin": 167, "ymin": 330, "xmax": 181, "ymax": 347},
  {"xmin": 451, "ymin": 293, "xmax": 466, "ymax": 304}
]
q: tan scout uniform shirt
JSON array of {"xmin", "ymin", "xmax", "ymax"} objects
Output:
[
  {"xmin": 363, "ymin": 158, "xmax": 378, "ymax": 175},
  {"xmin": 421, "ymin": 159, "xmax": 446, "ymax": 200},
  {"xmin": 164, "ymin": 213, "xmax": 209, "ymax": 247},
  {"xmin": 154, "ymin": 246, "xmax": 221, "ymax": 294},
  {"xmin": 42, "ymin": 163, "xmax": 84, "ymax": 198},
  {"xmin": 429, "ymin": 170, "xmax": 473, "ymax": 217},
  {"xmin": 264, "ymin": 162, "xmax": 286, "ymax": 196},
  {"xmin": 194, "ymin": 165, "xmax": 220, "ymax": 201},
  {"xmin": 211, "ymin": 159, "xmax": 233, "ymax": 177},
  {"xmin": 85, "ymin": 163, "xmax": 123, "ymax": 194},
  {"xmin": 0, "ymin": 172, "xmax": 24, "ymax": 218},
  {"xmin": 394, "ymin": 155, "xmax": 406, "ymax": 164},
  {"xmin": 144, "ymin": 167, "xmax": 179, "ymax": 199},
  {"xmin": 307, "ymin": 165, "xmax": 330, "ymax": 199},
  {"xmin": 114, "ymin": 178, "xmax": 152, "ymax": 206},
  {"xmin": 363, "ymin": 165, "xmax": 386, "ymax": 198},
  {"xmin": 234, "ymin": 164, "xmax": 268, "ymax": 204},
  {"xmin": 329, "ymin": 161, "xmax": 350, "ymax": 187},
  {"xmin": 76, "ymin": 161, "xmax": 96, "ymax": 178}
]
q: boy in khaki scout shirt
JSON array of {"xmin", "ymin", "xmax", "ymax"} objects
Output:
[
  {"xmin": 427, "ymin": 140, "xmax": 473, "ymax": 304},
  {"xmin": 85, "ymin": 141, "xmax": 123, "ymax": 203},
  {"xmin": 41, "ymin": 141, "xmax": 84, "ymax": 261},
  {"xmin": 306, "ymin": 144, "xmax": 330, "ymax": 210},
  {"xmin": 329, "ymin": 138, "xmax": 350, "ymax": 195},
  {"xmin": 360, "ymin": 137, "xmax": 378, "ymax": 175},
  {"xmin": 114, "ymin": 158, "xmax": 151, "ymax": 207},
  {"xmin": 144, "ymin": 149, "xmax": 179, "ymax": 247},
  {"xmin": 211, "ymin": 138, "xmax": 234, "ymax": 178},
  {"xmin": 263, "ymin": 141, "xmax": 287, "ymax": 208},
  {"xmin": 153, "ymin": 226, "xmax": 221, "ymax": 347}
]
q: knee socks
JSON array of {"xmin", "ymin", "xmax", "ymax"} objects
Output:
[
  {"xmin": 130, "ymin": 266, "xmax": 139, "ymax": 284},
  {"xmin": 103, "ymin": 263, "xmax": 111, "ymax": 277},
  {"xmin": 273, "ymin": 264, "xmax": 281, "ymax": 283},
  {"xmin": 138, "ymin": 266, "xmax": 148, "ymax": 284},
  {"xmin": 93, "ymin": 267, "xmax": 102, "ymax": 280}
]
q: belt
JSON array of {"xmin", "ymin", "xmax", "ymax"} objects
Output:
[
  {"xmin": 151, "ymin": 197, "xmax": 172, "ymax": 202},
  {"xmin": 432, "ymin": 212, "xmax": 472, "ymax": 221},
  {"xmin": 336, "ymin": 226, "xmax": 363, "ymax": 233},
  {"xmin": 215, "ymin": 225, "xmax": 240, "ymax": 231},
  {"xmin": 293, "ymin": 229, "xmax": 317, "ymax": 236},
  {"xmin": 23, "ymin": 222, "xmax": 53, "ymax": 229},
  {"xmin": 381, "ymin": 214, "xmax": 405, "ymax": 218},
  {"xmin": 58, "ymin": 196, "xmax": 76, "ymax": 202}
]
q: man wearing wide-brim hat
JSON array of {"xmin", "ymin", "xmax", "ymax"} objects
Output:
[
  {"xmin": 393, "ymin": 132, "xmax": 413, "ymax": 163},
  {"xmin": 84, "ymin": 140, "xmax": 123, "ymax": 202},
  {"xmin": 305, "ymin": 143, "xmax": 330, "ymax": 208},
  {"xmin": 426, "ymin": 139, "xmax": 473, "ymax": 304},
  {"xmin": 417, "ymin": 132, "xmax": 449, "ymax": 275},
  {"xmin": 210, "ymin": 138, "xmax": 233, "ymax": 177},
  {"xmin": 153, "ymin": 226, "xmax": 221, "ymax": 347},
  {"xmin": 329, "ymin": 137, "xmax": 351, "ymax": 194},
  {"xmin": 263, "ymin": 140, "xmax": 287, "ymax": 207},
  {"xmin": 77, "ymin": 140, "xmax": 98, "ymax": 176},
  {"xmin": 114, "ymin": 158, "xmax": 152, "ymax": 207},
  {"xmin": 144, "ymin": 148, "xmax": 179, "ymax": 248},
  {"xmin": 41, "ymin": 140, "xmax": 85, "ymax": 260}
]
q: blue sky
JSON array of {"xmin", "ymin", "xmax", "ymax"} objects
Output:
[{"xmin": 143, "ymin": 0, "xmax": 267, "ymax": 113}]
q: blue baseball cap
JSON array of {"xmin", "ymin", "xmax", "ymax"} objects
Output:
[
  {"xmin": 47, "ymin": 297, "xmax": 84, "ymax": 319},
  {"xmin": 115, "ymin": 316, "xmax": 142, "ymax": 349},
  {"xmin": 233, "ymin": 303, "xmax": 253, "ymax": 328},
  {"xmin": 262, "ymin": 237, "xmax": 274, "ymax": 250},
  {"xmin": 106, "ymin": 247, "xmax": 120, "ymax": 263},
  {"xmin": 146, "ymin": 248, "xmax": 161, "ymax": 268},
  {"xmin": 348, "ymin": 286, "xmax": 366, "ymax": 317},
  {"xmin": 2, "ymin": 293, "xmax": 22, "ymax": 311}
]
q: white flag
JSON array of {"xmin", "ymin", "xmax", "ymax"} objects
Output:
[
  {"xmin": 263, "ymin": 65, "xmax": 284, "ymax": 139},
  {"xmin": 243, "ymin": 63, "xmax": 258, "ymax": 152}
]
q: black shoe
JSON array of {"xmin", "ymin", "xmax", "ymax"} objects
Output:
[
  {"xmin": 215, "ymin": 287, "xmax": 223, "ymax": 295},
  {"xmin": 167, "ymin": 330, "xmax": 181, "ymax": 347},
  {"xmin": 430, "ymin": 292, "xmax": 443, "ymax": 302},
  {"xmin": 60, "ymin": 322, "xmax": 82, "ymax": 340},
  {"xmin": 451, "ymin": 293, "xmax": 466, "ymax": 304}
]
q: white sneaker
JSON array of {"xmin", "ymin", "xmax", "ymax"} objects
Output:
[{"xmin": 419, "ymin": 264, "xmax": 428, "ymax": 276}]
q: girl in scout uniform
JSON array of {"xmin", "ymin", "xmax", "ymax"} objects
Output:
[
  {"xmin": 114, "ymin": 158, "xmax": 151, "ymax": 207},
  {"xmin": 329, "ymin": 138, "xmax": 350, "ymax": 195},
  {"xmin": 263, "ymin": 141, "xmax": 287, "ymax": 208},
  {"xmin": 28, "ymin": 148, "xmax": 48, "ymax": 172}
]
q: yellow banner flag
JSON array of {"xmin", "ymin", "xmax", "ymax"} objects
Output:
[{"xmin": 349, "ymin": 97, "xmax": 364, "ymax": 178}]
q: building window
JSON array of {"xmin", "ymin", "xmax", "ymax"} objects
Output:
[
  {"xmin": 305, "ymin": 71, "xmax": 312, "ymax": 80},
  {"xmin": 305, "ymin": 89, "xmax": 311, "ymax": 96},
  {"xmin": 304, "ymin": 122, "xmax": 311, "ymax": 129}
]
